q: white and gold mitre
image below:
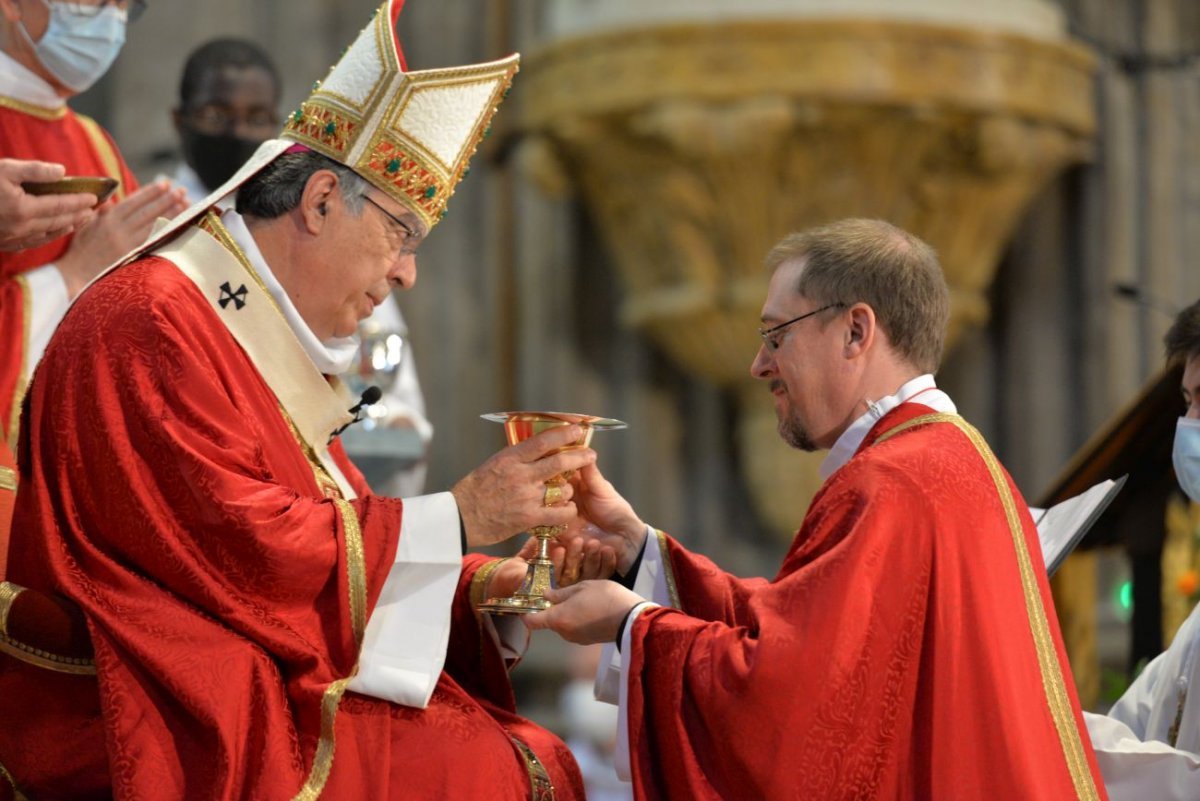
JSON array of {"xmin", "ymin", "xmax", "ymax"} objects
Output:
[{"xmin": 282, "ymin": 0, "xmax": 519, "ymax": 230}]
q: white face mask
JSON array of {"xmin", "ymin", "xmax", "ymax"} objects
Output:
[
  {"xmin": 1173, "ymin": 417, "xmax": 1200, "ymax": 503},
  {"xmin": 18, "ymin": 0, "xmax": 127, "ymax": 93}
]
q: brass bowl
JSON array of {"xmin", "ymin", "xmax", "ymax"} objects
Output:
[{"xmin": 22, "ymin": 176, "xmax": 118, "ymax": 206}]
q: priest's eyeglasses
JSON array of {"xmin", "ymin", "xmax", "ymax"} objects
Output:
[
  {"xmin": 363, "ymin": 195, "xmax": 420, "ymax": 255},
  {"xmin": 63, "ymin": 0, "xmax": 148, "ymax": 22},
  {"xmin": 758, "ymin": 303, "xmax": 845, "ymax": 351}
]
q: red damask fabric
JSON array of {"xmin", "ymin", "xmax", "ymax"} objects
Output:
[
  {"xmin": 4, "ymin": 254, "xmax": 582, "ymax": 800},
  {"xmin": 0, "ymin": 105, "xmax": 139, "ymax": 453},
  {"xmin": 625, "ymin": 402, "xmax": 1107, "ymax": 801}
]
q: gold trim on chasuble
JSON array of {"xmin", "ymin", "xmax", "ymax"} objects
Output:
[
  {"xmin": 0, "ymin": 581, "xmax": 96, "ymax": 675},
  {"xmin": 654, "ymin": 529, "xmax": 682, "ymax": 610},
  {"xmin": 75, "ymin": 114, "xmax": 128, "ymax": 201},
  {"xmin": 467, "ymin": 558, "xmax": 558, "ymax": 800},
  {"xmin": 0, "ymin": 467, "xmax": 15, "ymax": 492},
  {"xmin": 0, "ymin": 760, "xmax": 30, "ymax": 801},
  {"xmin": 0, "ymin": 94, "xmax": 65, "ymax": 121},
  {"xmin": 6, "ymin": 275, "xmax": 31, "ymax": 453},
  {"xmin": 152, "ymin": 213, "xmax": 368, "ymax": 800},
  {"xmin": 874, "ymin": 413, "xmax": 1100, "ymax": 801}
]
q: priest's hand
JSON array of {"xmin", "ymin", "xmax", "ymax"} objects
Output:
[
  {"xmin": 0, "ymin": 159, "xmax": 96, "ymax": 251},
  {"xmin": 55, "ymin": 180, "xmax": 190, "ymax": 298},
  {"xmin": 523, "ymin": 581, "xmax": 643, "ymax": 645},
  {"xmin": 564, "ymin": 463, "xmax": 647, "ymax": 575},
  {"xmin": 451, "ymin": 425, "xmax": 596, "ymax": 549},
  {"xmin": 484, "ymin": 536, "xmax": 619, "ymax": 600}
]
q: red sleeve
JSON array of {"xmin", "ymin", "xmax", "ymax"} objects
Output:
[{"xmin": 656, "ymin": 532, "xmax": 769, "ymax": 626}]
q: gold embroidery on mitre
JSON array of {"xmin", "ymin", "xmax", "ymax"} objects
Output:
[{"xmin": 280, "ymin": 0, "xmax": 518, "ymax": 231}]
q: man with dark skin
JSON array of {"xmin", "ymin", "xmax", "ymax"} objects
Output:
[{"xmin": 169, "ymin": 37, "xmax": 281, "ymax": 200}]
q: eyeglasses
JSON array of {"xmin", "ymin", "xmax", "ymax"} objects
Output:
[
  {"xmin": 61, "ymin": 0, "xmax": 147, "ymax": 22},
  {"xmin": 757, "ymin": 303, "xmax": 845, "ymax": 351},
  {"xmin": 363, "ymin": 195, "xmax": 420, "ymax": 253},
  {"xmin": 183, "ymin": 106, "xmax": 279, "ymax": 136}
]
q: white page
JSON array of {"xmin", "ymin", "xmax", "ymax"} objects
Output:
[{"xmin": 1035, "ymin": 477, "xmax": 1124, "ymax": 574}]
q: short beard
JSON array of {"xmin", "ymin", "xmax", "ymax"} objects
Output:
[
  {"xmin": 771, "ymin": 380, "xmax": 818, "ymax": 452},
  {"xmin": 779, "ymin": 415, "xmax": 818, "ymax": 452}
]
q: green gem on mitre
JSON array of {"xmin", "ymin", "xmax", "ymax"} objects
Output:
[
  {"xmin": 482, "ymin": 125, "xmax": 493, "ymax": 139},
  {"xmin": 291, "ymin": 108, "xmax": 304, "ymax": 124},
  {"xmin": 324, "ymin": 121, "xmax": 337, "ymax": 136},
  {"xmin": 386, "ymin": 159, "xmax": 401, "ymax": 174},
  {"xmin": 423, "ymin": 186, "xmax": 436, "ymax": 199}
]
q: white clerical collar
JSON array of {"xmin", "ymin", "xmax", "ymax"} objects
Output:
[
  {"xmin": 819, "ymin": 374, "xmax": 957, "ymax": 480},
  {"xmin": 220, "ymin": 207, "xmax": 359, "ymax": 375},
  {"xmin": 0, "ymin": 50, "xmax": 65, "ymax": 110}
]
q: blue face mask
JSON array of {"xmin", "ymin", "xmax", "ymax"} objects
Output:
[
  {"xmin": 1173, "ymin": 417, "xmax": 1200, "ymax": 503},
  {"xmin": 19, "ymin": 1, "xmax": 127, "ymax": 93}
]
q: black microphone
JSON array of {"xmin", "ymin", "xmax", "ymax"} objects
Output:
[
  {"xmin": 1113, "ymin": 282, "xmax": 1181, "ymax": 317},
  {"xmin": 329, "ymin": 386, "xmax": 382, "ymax": 440}
]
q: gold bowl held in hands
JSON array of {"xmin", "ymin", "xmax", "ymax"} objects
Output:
[{"xmin": 476, "ymin": 411, "xmax": 627, "ymax": 616}]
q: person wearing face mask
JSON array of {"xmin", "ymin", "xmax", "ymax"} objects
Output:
[
  {"xmin": 167, "ymin": 37, "xmax": 281, "ymax": 203},
  {"xmin": 0, "ymin": 0, "xmax": 188, "ymax": 485},
  {"xmin": 1082, "ymin": 299, "xmax": 1200, "ymax": 800}
]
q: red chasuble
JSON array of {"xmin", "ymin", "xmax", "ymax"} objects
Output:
[
  {"xmin": 625, "ymin": 403, "xmax": 1107, "ymax": 801},
  {"xmin": 3, "ymin": 234, "xmax": 581, "ymax": 799},
  {"xmin": 0, "ymin": 101, "xmax": 138, "ymax": 457}
]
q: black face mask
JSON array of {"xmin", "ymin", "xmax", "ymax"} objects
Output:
[{"xmin": 179, "ymin": 125, "xmax": 265, "ymax": 193}]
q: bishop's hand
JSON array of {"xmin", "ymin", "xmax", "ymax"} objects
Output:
[{"xmin": 451, "ymin": 425, "xmax": 596, "ymax": 549}]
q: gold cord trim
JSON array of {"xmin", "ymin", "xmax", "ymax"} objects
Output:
[
  {"xmin": 654, "ymin": 530, "xmax": 681, "ymax": 609},
  {"xmin": 0, "ymin": 94, "xmax": 65, "ymax": 121},
  {"xmin": 7, "ymin": 276, "xmax": 31, "ymax": 454},
  {"xmin": 0, "ymin": 582, "xmax": 23, "ymax": 637},
  {"xmin": 510, "ymin": 735, "xmax": 556, "ymax": 801},
  {"xmin": 289, "ymin": 500, "xmax": 366, "ymax": 799},
  {"xmin": 0, "ymin": 466, "xmax": 15, "ymax": 492},
  {"xmin": 875, "ymin": 412, "xmax": 1099, "ymax": 800},
  {"xmin": 333, "ymin": 498, "xmax": 367, "ymax": 649},
  {"xmin": 0, "ymin": 759, "xmax": 29, "ymax": 801},
  {"xmin": 290, "ymin": 676, "xmax": 353, "ymax": 801},
  {"xmin": 0, "ymin": 633, "xmax": 96, "ymax": 675},
  {"xmin": 470, "ymin": 557, "xmax": 509, "ymax": 609},
  {"xmin": 75, "ymin": 114, "xmax": 126, "ymax": 201}
]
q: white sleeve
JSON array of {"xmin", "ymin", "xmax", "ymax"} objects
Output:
[
  {"xmin": 346, "ymin": 492, "xmax": 462, "ymax": 707},
  {"xmin": 1086, "ymin": 712, "xmax": 1200, "ymax": 800},
  {"xmin": 21, "ymin": 265, "xmax": 70, "ymax": 373},
  {"xmin": 595, "ymin": 527, "xmax": 672, "ymax": 703},
  {"xmin": 590, "ymin": 527, "xmax": 673, "ymax": 781}
]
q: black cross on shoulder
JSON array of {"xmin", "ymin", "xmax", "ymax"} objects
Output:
[{"xmin": 218, "ymin": 281, "xmax": 248, "ymax": 310}]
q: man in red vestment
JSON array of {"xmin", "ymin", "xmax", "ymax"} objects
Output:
[
  {"xmin": 0, "ymin": 0, "xmax": 187, "ymax": 469},
  {"xmin": 529, "ymin": 219, "xmax": 1109, "ymax": 800},
  {"xmin": 0, "ymin": 2, "xmax": 607, "ymax": 799}
]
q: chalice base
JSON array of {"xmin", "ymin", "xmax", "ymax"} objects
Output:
[{"xmin": 477, "ymin": 537, "xmax": 557, "ymax": 616}]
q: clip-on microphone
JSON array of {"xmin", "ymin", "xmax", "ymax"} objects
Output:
[{"xmin": 330, "ymin": 386, "xmax": 382, "ymax": 440}]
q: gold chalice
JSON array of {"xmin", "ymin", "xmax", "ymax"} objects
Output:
[{"xmin": 476, "ymin": 411, "xmax": 627, "ymax": 615}]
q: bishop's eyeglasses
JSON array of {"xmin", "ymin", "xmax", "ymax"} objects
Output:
[{"xmin": 757, "ymin": 303, "xmax": 845, "ymax": 351}]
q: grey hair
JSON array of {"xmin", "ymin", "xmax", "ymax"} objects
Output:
[{"xmin": 235, "ymin": 150, "xmax": 369, "ymax": 219}]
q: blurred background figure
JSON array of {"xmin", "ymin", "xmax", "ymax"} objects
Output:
[
  {"xmin": 167, "ymin": 37, "xmax": 279, "ymax": 202},
  {"xmin": 559, "ymin": 644, "xmax": 631, "ymax": 801}
]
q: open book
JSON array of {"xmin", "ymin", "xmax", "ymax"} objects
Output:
[{"xmin": 1030, "ymin": 475, "xmax": 1127, "ymax": 576}]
